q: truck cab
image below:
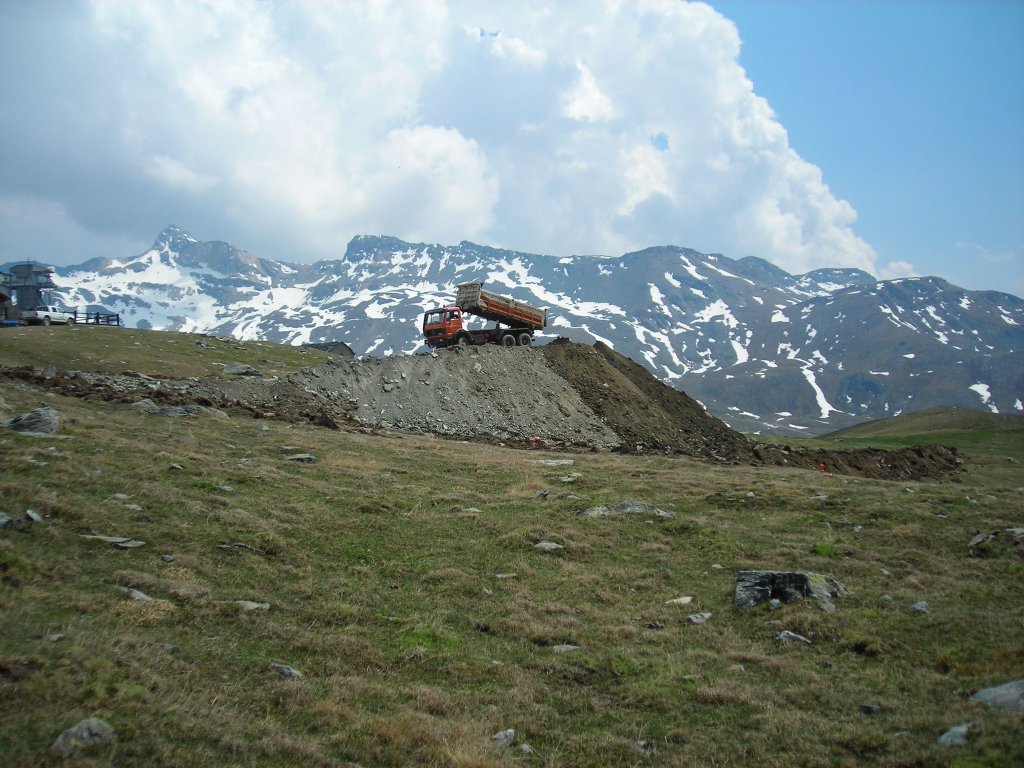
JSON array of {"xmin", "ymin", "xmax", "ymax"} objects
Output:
[{"xmin": 422, "ymin": 306, "xmax": 468, "ymax": 347}]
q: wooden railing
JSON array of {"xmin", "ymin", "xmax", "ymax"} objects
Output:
[{"xmin": 73, "ymin": 310, "xmax": 121, "ymax": 326}]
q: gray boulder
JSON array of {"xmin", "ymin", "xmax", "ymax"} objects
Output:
[
  {"xmin": 3, "ymin": 406, "xmax": 60, "ymax": 435},
  {"xmin": 579, "ymin": 500, "xmax": 673, "ymax": 519},
  {"xmin": 130, "ymin": 399, "xmax": 229, "ymax": 419},
  {"xmin": 970, "ymin": 680, "xmax": 1024, "ymax": 711},
  {"xmin": 271, "ymin": 662, "xmax": 303, "ymax": 680},
  {"xmin": 937, "ymin": 723, "xmax": 972, "ymax": 746},
  {"xmin": 734, "ymin": 570, "xmax": 846, "ymax": 611},
  {"xmin": 49, "ymin": 718, "xmax": 115, "ymax": 757}
]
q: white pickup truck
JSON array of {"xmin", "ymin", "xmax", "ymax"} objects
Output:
[{"xmin": 20, "ymin": 305, "xmax": 77, "ymax": 326}]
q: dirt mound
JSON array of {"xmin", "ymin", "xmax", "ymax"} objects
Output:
[
  {"xmin": 541, "ymin": 340, "xmax": 749, "ymax": 459},
  {"xmin": 749, "ymin": 441, "xmax": 962, "ymax": 481},
  {"xmin": 1, "ymin": 339, "xmax": 962, "ymax": 480}
]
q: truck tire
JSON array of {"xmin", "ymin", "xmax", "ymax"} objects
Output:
[
  {"xmin": 518, "ymin": 332, "xmax": 532, "ymax": 346},
  {"xmin": 42, "ymin": 316, "xmax": 51, "ymax": 326},
  {"xmin": 67, "ymin": 316, "xmax": 75, "ymax": 325},
  {"xmin": 456, "ymin": 333, "xmax": 471, "ymax": 347},
  {"xmin": 501, "ymin": 333, "xmax": 516, "ymax": 347}
]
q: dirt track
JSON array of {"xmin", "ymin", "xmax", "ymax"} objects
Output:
[{"xmin": 3, "ymin": 339, "xmax": 961, "ymax": 480}]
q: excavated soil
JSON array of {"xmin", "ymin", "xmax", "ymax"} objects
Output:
[
  {"xmin": 540, "ymin": 340, "xmax": 750, "ymax": 459},
  {"xmin": 1, "ymin": 339, "xmax": 961, "ymax": 480}
]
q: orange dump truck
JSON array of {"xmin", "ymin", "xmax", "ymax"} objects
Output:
[{"xmin": 422, "ymin": 282, "xmax": 547, "ymax": 348}]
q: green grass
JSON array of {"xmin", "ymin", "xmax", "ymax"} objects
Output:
[{"xmin": 1, "ymin": 327, "xmax": 1023, "ymax": 766}]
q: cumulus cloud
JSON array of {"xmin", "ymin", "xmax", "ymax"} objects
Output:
[
  {"xmin": 0, "ymin": 0, "xmax": 880, "ymax": 278},
  {"xmin": 877, "ymin": 260, "xmax": 917, "ymax": 281},
  {"xmin": 562, "ymin": 63, "xmax": 619, "ymax": 123}
]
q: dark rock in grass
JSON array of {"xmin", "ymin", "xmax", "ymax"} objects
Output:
[
  {"xmin": 579, "ymin": 500, "xmax": 673, "ymax": 519},
  {"xmin": 271, "ymin": 663, "xmax": 303, "ymax": 680},
  {"xmin": 285, "ymin": 453, "xmax": 316, "ymax": 463},
  {"xmin": 858, "ymin": 703, "xmax": 882, "ymax": 715},
  {"xmin": 131, "ymin": 399, "xmax": 229, "ymax": 419},
  {"xmin": 969, "ymin": 528, "xmax": 1024, "ymax": 556},
  {"xmin": 223, "ymin": 363, "xmax": 262, "ymax": 376},
  {"xmin": 970, "ymin": 680, "xmax": 1024, "ymax": 711},
  {"xmin": 3, "ymin": 406, "xmax": 60, "ymax": 435},
  {"xmin": 0, "ymin": 513, "xmax": 16, "ymax": 530},
  {"xmin": 734, "ymin": 570, "xmax": 846, "ymax": 611},
  {"xmin": 216, "ymin": 542, "xmax": 266, "ymax": 555},
  {"xmin": 49, "ymin": 717, "xmax": 115, "ymax": 757},
  {"xmin": 938, "ymin": 723, "xmax": 973, "ymax": 746}
]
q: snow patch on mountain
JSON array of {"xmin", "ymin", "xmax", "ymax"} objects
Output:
[{"xmin": 969, "ymin": 383, "xmax": 998, "ymax": 413}]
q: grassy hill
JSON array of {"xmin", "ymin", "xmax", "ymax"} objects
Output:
[
  {"xmin": 2, "ymin": 326, "xmax": 1023, "ymax": 766},
  {"xmin": 824, "ymin": 407, "xmax": 1024, "ymax": 439}
]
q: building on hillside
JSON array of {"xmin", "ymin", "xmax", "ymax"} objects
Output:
[
  {"xmin": 8, "ymin": 261, "xmax": 58, "ymax": 308},
  {"xmin": 0, "ymin": 269, "xmax": 12, "ymax": 322}
]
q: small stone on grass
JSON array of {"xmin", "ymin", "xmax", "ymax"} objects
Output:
[{"xmin": 49, "ymin": 718, "xmax": 115, "ymax": 757}]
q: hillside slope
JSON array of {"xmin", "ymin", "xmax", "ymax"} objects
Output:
[
  {"xmin": 823, "ymin": 406, "xmax": 1024, "ymax": 438},
  {"xmin": 1, "ymin": 323, "xmax": 1022, "ymax": 768},
  {"xmin": 1, "ymin": 327, "xmax": 959, "ymax": 480}
]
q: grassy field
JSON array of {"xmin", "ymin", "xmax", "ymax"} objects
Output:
[{"xmin": 1, "ymin": 326, "xmax": 1022, "ymax": 766}]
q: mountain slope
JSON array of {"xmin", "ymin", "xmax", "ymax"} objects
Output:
[{"xmin": 25, "ymin": 226, "xmax": 1024, "ymax": 435}]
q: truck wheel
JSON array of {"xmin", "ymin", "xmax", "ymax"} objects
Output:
[
  {"xmin": 501, "ymin": 333, "xmax": 516, "ymax": 347},
  {"xmin": 42, "ymin": 316, "xmax": 51, "ymax": 326},
  {"xmin": 518, "ymin": 332, "xmax": 532, "ymax": 346},
  {"xmin": 456, "ymin": 334, "xmax": 471, "ymax": 347},
  {"xmin": 67, "ymin": 316, "xmax": 75, "ymax": 325}
]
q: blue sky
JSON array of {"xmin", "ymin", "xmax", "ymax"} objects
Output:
[
  {"xmin": 711, "ymin": 0, "xmax": 1024, "ymax": 293},
  {"xmin": 0, "ymin": 0, "xmax": 1021, "ymax": 295}
]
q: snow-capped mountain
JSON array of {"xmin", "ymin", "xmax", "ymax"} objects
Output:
[{"xmin": 21, "ymin": 225, "xmax": 1024, "ymax": 435}]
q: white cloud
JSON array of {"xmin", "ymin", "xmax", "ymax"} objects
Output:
[
  {"xmin": 470, "ymin": 27, "xmax": 547, "ymax": 67},
  {"xmin": 368, "ymin": 126, "xmax": 498, "ymax": 242},
  {"xmin": 146, "ymin": 155, "xmax": 217, "ymax": 193},
  {"xmin": 619, "ymin": 143, "xmax": 672, "ymax": 216},
  {"xmin": 562, "ymin": 63, "xmax": 618, "ymax": 123},
  {"xmin": 878, "ymin": 260, "xmax": 917, "ymax": 280},
  {"xmin": 0, "ymin": 0, "xmax": 881, "ymax": 279}
]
